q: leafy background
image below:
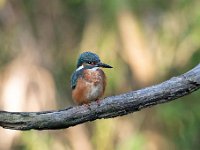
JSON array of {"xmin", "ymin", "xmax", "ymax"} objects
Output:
[{"xmin": 0, "ymin": 0, "xmax": 200, "ymax": 150}]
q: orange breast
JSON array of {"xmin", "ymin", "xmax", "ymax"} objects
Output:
[
  {"xmin": 72, "ymin": 69, "xmax": 106, "ymax": 105},
  {"xmin": 72, "ymin": 78, "xmax": 89, "ymax": 104}
]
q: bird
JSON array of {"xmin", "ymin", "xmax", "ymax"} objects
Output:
[{"xmin": 70, "ymin": 51, "xmax": 112, "ymax": 105}]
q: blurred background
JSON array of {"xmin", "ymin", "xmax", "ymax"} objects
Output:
[{"xmin": 0, "ymin": 0, "xmax": 200, "ymax": 150}]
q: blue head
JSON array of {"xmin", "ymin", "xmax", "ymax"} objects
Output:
[
  {"xmin": 76, "ymin": 51, "xmax": 112, "ymax": 69},
  {"xmin": 71, "ymin": 51, "xmax": 112, "ymax": 89}
]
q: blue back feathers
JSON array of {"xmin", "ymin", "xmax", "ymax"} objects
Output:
[{"xmin": 71, "ymin": 68, "xmax": 83, "ymax": 89}]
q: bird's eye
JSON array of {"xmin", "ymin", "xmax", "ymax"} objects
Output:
[{"xmin": 88, "ymin": 61, "xmax": 92, "ymax": 64}]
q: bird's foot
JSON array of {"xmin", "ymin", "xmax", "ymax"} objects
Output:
[
  {"xmin": 83, "ymin": 103, "xmax": 92, "ymax": 110},
  {"xmin": 96, "ymin": 99, "xmax": 101, "ymax": 106}
]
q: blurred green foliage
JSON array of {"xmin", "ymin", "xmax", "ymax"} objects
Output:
[{"xmin": 0, "ymin": 0, "xmax": 200, "ymax": 150}]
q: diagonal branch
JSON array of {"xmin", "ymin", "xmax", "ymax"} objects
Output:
[{"xmin": 0, "ymin": 64, "xmax": 200, "ymax": 130}]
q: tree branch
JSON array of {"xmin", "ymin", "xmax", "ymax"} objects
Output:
[{"xmin": 0, "ymin": 64, "xmax": 200, "ymax": 130}]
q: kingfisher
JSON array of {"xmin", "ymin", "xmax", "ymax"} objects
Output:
[{"xmin": 70, "ymin": 51, "xmax": 112, "ymax": 105}]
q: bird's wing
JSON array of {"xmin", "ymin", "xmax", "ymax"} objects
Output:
[{"xmin": 70, "ymin": 69, "xmax": 84, "ymax": 89}]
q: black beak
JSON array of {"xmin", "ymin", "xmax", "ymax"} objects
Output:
[{"xmin": 97, "ymin": 62, "xmax": 113, "ymax": 68}]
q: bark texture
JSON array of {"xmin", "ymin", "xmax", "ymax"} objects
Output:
[{"xmin": 0, "ymin": 64, "xmax": 200, "ymax": 130}]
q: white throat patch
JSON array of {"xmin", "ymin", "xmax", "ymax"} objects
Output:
[
  {"xmin": 76, "ymin": 65, "xmax": 99, "ymax": 72},
  {"xmin": 76, "ymin": 65, "xmax": 84, "ymax": 71},
  {"xmin": 89, "ymin": 67, "xmax": 99, "ymax": 71}
]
